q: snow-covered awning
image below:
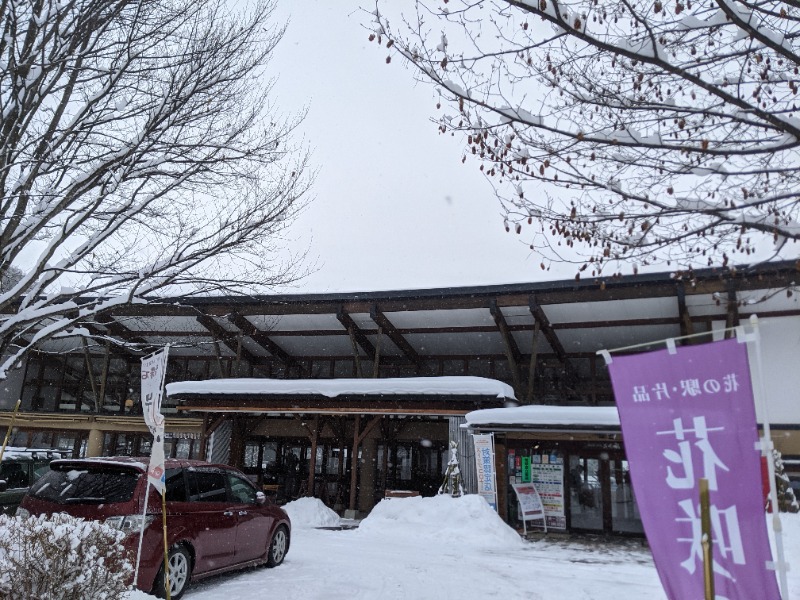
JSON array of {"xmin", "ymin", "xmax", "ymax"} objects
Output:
[
  {"xmin": 167, "ymin": 376, "xmax": 515, "ymax": 399},
  {"xmin": 465, "ymin": 405, "xmax": 620, "ymax": 433},
  {"xmin": 167, "ymin": 376, "xmax": 516, "ymax": 417}
]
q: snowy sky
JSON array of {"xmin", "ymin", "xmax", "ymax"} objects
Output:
[{"xmin": 268, "ymin": 1, "xmax": 574, "ymax": 293}]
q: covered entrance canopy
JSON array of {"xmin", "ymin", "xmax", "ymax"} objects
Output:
[
  {"xmin": 167, "ymin": 376, "xmax": 514, "ymax": 513},
  {"xmin": 465, "ymin": 405, "xmax": 639, "ymax": 535}
]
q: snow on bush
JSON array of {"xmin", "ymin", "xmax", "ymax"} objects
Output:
[
  {"xmin": 0, "ymin": 513, "xmax": 134, "ymax": 599},
  {"xmin": 357, "ymin": 494, "xmax": 523, "ymax": 550},
  {"xmin": 283, "ymin": 497, "xmax": 341, "ymax": 528}
]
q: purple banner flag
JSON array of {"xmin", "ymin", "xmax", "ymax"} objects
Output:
[{"xmin": 607, "ymin": 338, "xmax": 780, "ymax": 600}]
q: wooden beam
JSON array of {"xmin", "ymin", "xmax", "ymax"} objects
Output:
[
  {"xmin": 724, "ymin": 280, "xmax": 739, "ymax": 339},
  {"xmin": 369, "ymin": 305, "xmax": 422, "ymax": 368},
  {"xmin": 529, "ymin": 295, "xmax": 567, "ymax": 363},
  {"xmin": 489, "ymin": 299, "xmax": 522, "ymax": 393},
  {"xmin": 196, "ymin": 313, "xmax": 259, "ymax": 367},
  {"xmin": 676, "ymin": 282, "xmax": 695, "ymax": 340},
  {"xmin": 337, "ymin": 307, "xmax": 376, "ymax": 361},
  {"xmin": 526, "ymin": 320, "xmax": 541, "ymax": 405},
  {"xmin": 227, "ymin": 312, "xmax": 300, "ymax": 373}
]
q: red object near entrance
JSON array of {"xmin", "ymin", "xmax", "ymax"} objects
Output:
[{"xmin": 18, "ymin": 457, "xmax": 291, "ymax": 599}]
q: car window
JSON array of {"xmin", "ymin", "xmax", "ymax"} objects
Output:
[
  {"xmin": 187, "ymin": 470, "xmax": 227, "ymax": 503},
  {"xmin": 227, "ymin": 472, "xmax": 257, "ymax": 504},
  {"xmin": 164, "ymin": 468, "xmax": 187, "ymax": 502},
  {"xmin": 0, "ymin": 463, "xmax": 30, "ymax": 489},
  {"xmin": 32, "ymin": 461, "xmax": 53, "ymax": 481},
  {"xmin": 28, "ymin": 467, "xmax": 139, "ymax": 504}
]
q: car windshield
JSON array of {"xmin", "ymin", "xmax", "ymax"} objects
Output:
[{"xmin": 28, "ymin": 466, "xmax": 140, "ymax": 504}]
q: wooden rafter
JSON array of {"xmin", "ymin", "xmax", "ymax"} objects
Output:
[
  {"xmin": 489, "ymin": 299, "xmax": 522, "ymax": 392},
  {"xmin": 369, "ymin": 305, "xmax": 422, "ymax": 368},
  {"xmin": 195, "ymin": 313, "xmax": 259, "ymax": 367},
  {"xmin": 337, "ymin": 307, "xmax": 376, "ymax": 361},
  {"xmin": 529, "ymin": 295, "xmax": 567, "ymax": 363},
  {"xmin": 227, "ymin": 312, "xmax": 302, "ymax": 374}
]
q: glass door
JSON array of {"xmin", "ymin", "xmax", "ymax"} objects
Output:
[
  {"xmin": 568, "ymin": 456, "xmax": 603, "ymax": 531},
  {"xmin": 610, "ymin": 459, "xmax": 643, "ymax": 534}
]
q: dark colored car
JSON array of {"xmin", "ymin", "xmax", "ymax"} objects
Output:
[
  {"xmin": 0, "ymin": 448, "xmax": 67, "ymax": 515},
  {"xmin": 18, "ymin": 457, "xmax": 291, "ymax": 599}
]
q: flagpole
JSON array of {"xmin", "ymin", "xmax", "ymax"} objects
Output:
[{"xmin": 748, "ymin": 316, "xmax": 789, "ymax": 599}]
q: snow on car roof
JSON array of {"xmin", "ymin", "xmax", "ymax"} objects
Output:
[{"xmin": 167, "ymin": 376, "xmax": 516, "ymax": 400}]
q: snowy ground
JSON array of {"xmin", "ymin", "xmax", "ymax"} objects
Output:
[{"xmin": 127, "ymin": 496, "xmax": 799, "ymax": 600}]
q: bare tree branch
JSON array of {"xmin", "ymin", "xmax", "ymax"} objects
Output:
[
  {"xmin": 0, "ymin": 0, "xmax": 313, "ymax": 376},
  {"xmin": 370, "ymin": 0, "xmax": 800, "ymax": 276}
]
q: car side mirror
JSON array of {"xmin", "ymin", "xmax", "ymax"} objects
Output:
[
  {"xmin": 256, "ymin": 491, "xmax": 266, "ymax": 505},
  {"xmin": 0, "ymin": 480, "xmax": 7, "ymax": 493}
]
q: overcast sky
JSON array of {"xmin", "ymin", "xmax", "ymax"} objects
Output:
[{"xmin": 268, "ymin": 0, "xmax": 574, "ymax": 293}]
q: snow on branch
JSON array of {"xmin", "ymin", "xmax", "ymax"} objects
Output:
[
  {"xmin": 0, "ymin": 0, "xmax": 312, "ymax": 378},
  {"xmin": 371, "ymin": 0, "xmax": 800, "ymax": 275}
]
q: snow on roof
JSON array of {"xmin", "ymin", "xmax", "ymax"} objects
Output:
[
  {"xmin": 465, "ymin": 405, "xmax": 620, "ymax": 428},
  {"xmin": 166, "ymin": 376, "xmax": 516, "ymax": 400}
]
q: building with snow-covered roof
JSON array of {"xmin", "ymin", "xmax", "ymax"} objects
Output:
[{"xmin": 1, "ymin": 260, "xmax": 798, "ymax": 527}]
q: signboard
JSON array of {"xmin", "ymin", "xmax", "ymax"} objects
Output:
[
  {"xmin": 607, "ymin": 338, "xmax": 780, "ymax": 600},
  {"xmin": 531, "ymin": 461, "xmax": 566, "ymax": 529},
  {"xmin": 521, "ymin": 456, "xmax": 531, "ymax": 483},
  {"xmin": 473, "ymin": 433, "xmax": 497, "ymax": 510},
  {"xmin": 141, "ymin": 348, "xmax": 169, "ymax": 494},
  {"xmin": 511, "ymin": 482, "xmax": 545, "ymax": 521}
]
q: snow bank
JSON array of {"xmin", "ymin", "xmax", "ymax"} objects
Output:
[
  {"xmin": 357, "ymin": 495, "xmax": 523, "ymax": 550},
  {"xmin": 283, "ymin": 497, "xmax": 342, "ymax": 529}
]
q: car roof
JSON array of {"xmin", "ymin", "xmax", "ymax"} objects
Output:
[{"xmin": 2, "ymin": 448, "xmax": 67, "ymax": 462}]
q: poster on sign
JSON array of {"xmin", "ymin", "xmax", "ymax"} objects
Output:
[
  {"xmin": 473, "ymin": 434, "xmax": 497, "ymax": 510},
  {"xmin": 606, "ymin": 338, "xmax": 780, "ymax": 600}
]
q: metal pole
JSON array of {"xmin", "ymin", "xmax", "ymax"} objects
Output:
[
  {"xmin": 162, "ymin": 490, "xmax": 171, "ymax": 600},
  {"xmin": 699, "ymin": 478, "xmax": 715, "ymax": 600}
]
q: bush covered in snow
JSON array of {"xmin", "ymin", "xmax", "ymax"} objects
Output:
[{"xmin": 0, "ymin": 513, "xmax": 133, "ymax": 599}]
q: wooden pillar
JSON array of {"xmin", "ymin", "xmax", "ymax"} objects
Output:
[
  {"xmin": 526, "ymin": 321, "xmax": 541, "ymax": 405},
  {"xmin": 87, "ymin": 428, "xmax": 104, "ymax": 457},
  {"xmin": 349, "ymin": 415, "xmax": 361, "ymax": 511},
  {"xmin": 348, "ymin": 415, "xmax": 382, "ymax": 513},
  {"xmin": 306, "ymin": 416, "xmax": 320, "ymax": 497},
  {"xmin": 495, "ymin": 436, "xmax": 508, "ymax": 521}
]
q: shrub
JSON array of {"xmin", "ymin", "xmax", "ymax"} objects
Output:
[{"xmin": 0, "ymin": 513, "xmax": 134, "ymax": 599}]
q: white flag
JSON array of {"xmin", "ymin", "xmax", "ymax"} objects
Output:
[{"xmin": 141, "ymin": 348, "xmax": 169, "ymax": 494}]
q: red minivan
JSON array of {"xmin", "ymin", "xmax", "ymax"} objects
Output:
[{"xmin": 18, "ymin": 457, "xmax": 291, "ymax": 599}]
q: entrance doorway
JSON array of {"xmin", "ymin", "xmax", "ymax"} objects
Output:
[{"xmin": 567, "ymin": 454, "xmax": 643, "ymax": 535}]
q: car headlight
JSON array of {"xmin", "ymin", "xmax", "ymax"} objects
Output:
[
  {"xmin": 105, "ymin": 514, "xmax": 157, "ymax": 534},
  {"xmin": 15, "ymin": 507, "xmax": 30, "ymax": 518}
]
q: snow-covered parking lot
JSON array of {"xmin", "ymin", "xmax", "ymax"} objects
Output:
[{"xmin": 127, "ymin": 495, "xmax": 798, "ymax": 600}]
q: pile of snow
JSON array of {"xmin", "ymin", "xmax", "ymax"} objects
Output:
[
  {"xmin": 357, "ymin": 494, "xmax": 523, "ymax": 550},
  {"xmin": 283, "ymin": 497, "xmax": 342, "ymax": 529}
]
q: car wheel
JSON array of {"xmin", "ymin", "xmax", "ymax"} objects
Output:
[
  {"xmin": 153, "ymin": 544, "xmax": 191, "ymax": 600},
  {"xmin": 266, "ymin": 525, "xmax": 289, "ymax": 567}
]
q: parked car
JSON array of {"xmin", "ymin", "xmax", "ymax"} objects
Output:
[
  {"xmin": 0, "ymin": 448, "xmax": 68, "ymax": 515},
  {"xmin": 18, "ymin": 457, "xmax": 291, "ymax": 599}
]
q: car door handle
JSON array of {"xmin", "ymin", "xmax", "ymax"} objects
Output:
[
  {"xmin": 238, "ymin": 510, "xmax": 248, "ymax": 516},
  {"xmin": 223, "ymin": 511, "xmax": 234, "ymax": 516}
]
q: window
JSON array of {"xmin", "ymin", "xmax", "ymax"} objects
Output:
[
  {"xmin": 227, "ymin": 473, "xmax": 257, "ymax": 503},
  {"xmin": 0, "ymin": 463, "xmax": 30, "ymax": 488},
  {"xmin": 165, "ymin": 468, "xmax": 187, "ymax": 502},
  {"xmin": 187, "ymin": 469, "xmax": 227, "ymax": 502},
  {"xmin": 29, "ymin": 467, "xmax": 139, "ymax": 504}
]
